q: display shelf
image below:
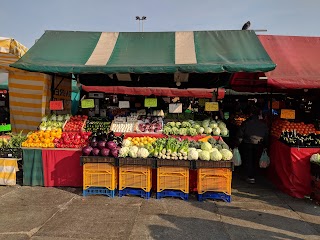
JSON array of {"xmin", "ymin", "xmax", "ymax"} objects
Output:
[
  {"xmin": 156, "ymin": 159, "xmax": 191, "ymax": 168},
  {"xmin": 119, "ymin": 187, "xmax": 151, "ymax": 199},
  {"xmin": 83, "ymin": 187, "xmax": 116, "ymax": 198},
  {"xmin": 198, "ymin": 192, "xmax": 231, "ymax": 203},
  {"xmin": 193, "ymin": 160, "xmax": 233, "ymax": 170},
  {"xmin": 119, "ymin": 165, "xmax": 152, "ymax": 192},
  {"xmin": 157, "ymin": 166, "xmax": 189, "ymax": 193},
  {"xmin": 118, "ymin": 157, "xmax": 156, "ymax": 167},
  {"xmin": 156, "ymin": 190, "xmax": 189, "ymax": 200},
  {"xmin": 80, "ymin": 156, "xmax": 117, "ymax": 166}
]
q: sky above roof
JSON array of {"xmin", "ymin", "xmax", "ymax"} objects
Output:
[{"xmin": 1, "ymin": 0, "xmax": 319, "ymax": 48}]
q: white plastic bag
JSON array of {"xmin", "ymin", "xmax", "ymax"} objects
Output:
[
  {"xmin": 259, "ymin": 149, "xmax": 270, "ymax": 168},
  {"xmin": 232, "ymin": 148, "xmax": 242, "ymax": 166}
]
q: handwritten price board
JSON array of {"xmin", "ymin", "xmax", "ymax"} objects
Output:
[
  {"xmin": 144, "ymin": 98, "xmax": 157, "ymax": 108},
  {"xmin": 280, "ymin": 109, "xmax": 295, "ymax": 119},
  {"xmin": 169, "ymin": 103, "xmax": 183, "ymax": 113},
  {"xmin": 205, "ymin": 102, "xmax": 219, "ymax": 112},
  {"xmin": 119, "ymin": 101, "xmax": 130, "ymax": 109},
  {"xmin": 81, "ymin": 99, "xmax": 95, "ymax": 108},
  {"xmin": 49, "ymin": 101, "xmax": 64, "ymax": 110}
]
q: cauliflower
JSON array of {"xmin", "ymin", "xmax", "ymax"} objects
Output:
[
  {"xmin": 212, "ymin": 127, "xmax": 221, "ymax": 136},
  {"xmin": 199, "ymin": 150, "xmax": 211, "ymax": 161},
  {"xmin": 187, "ymin": 148, "xmax": 199, "ymax": 160},
  {"xmin": 128, "ymin": 146, "xmax": 139, "ymax": 158},
  {"xmin": 137, "ymin": 147, "xmax": 149, "ymax": 158},
  {"xmin": 210, "ymin": 148, "xmax": 222, "ymax": 161},
  {"xmin": 201, "ymin": 142, "xmax": 212, "ymax": 151},
  {"xmin": 122, "ymin": 139, "xmax": 132, "ymax": 147},
  {"xmin": 204, "ymin": 127, "xmax": 212, "ymax": 135},
  {"xmin": 119, "ymin": 147, "xmax": 130, "ymax": 158},
  {"xmin": 220, "ymin": 149, "xmax": 233, "ymax": 160},
  {"xmin": 197, "ymin": 127, "xmax": 205, "ymax": 134}
]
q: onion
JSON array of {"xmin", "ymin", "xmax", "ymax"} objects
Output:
[
  {"xmin": 82, "ymin": 146, "xmax": 93, "ymax": 156},
  {"xmin": 97, "ymin": 141, "xmax": 106, "ymax": 150},
  {"xmin": 100, "ymin": 148, "xmax": 110, "ymax": 157},
  {"xmin": 92, "ymin": 148, "xmax": 100, "ymax": 156},
  {"xmin": 107, "ymin": 141, "xmax": 117, "ymax": 150},
  {"xmin": 111, "ymin": 149, "xmax": 118, "ymax": 158}
]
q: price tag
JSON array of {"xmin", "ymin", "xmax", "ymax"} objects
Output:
[
  {"xmin": 169, "ymin": 103, "xmax": 183, "ymax": 113},
  {"xmin": 199, "ymin": 98, "xmax": 209, "ymax": 107},
  {"xmin": 81, "ymin": 99, "xmax": 94, "ymax": 108},
  {"xmin": 224, "ymin": 112, "xmax": 230, "ymax": 120},
  {"xmin": 205, "ymin": 102, "xmax": 219, "ymax": 112},
  {"xmin": 119, "ymin": 101, "xmax": 130, "ymax": 109},
  {"xmin": 144, "ymin": 98, "xmax": 157, "ymax": 108},
  {"xmin": 49, "ymin": 101, "xmax": 64, "ymax": 110},
  {"xmin": 280, "ymin": 109, "xmax": 295, "ymax": 119}
]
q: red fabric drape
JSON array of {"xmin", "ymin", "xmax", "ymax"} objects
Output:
[
  {"xmin": 42, "ymin": 149, "xmax": 83, "ymax": 187},
  {"xmin": 268, "ymin": 139, "xmax": 319, "ymax": 198}
]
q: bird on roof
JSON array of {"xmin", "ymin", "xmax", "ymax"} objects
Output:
[{"xmin": 242, "ymin": 21, "xmax": 251, "ymax": 30}]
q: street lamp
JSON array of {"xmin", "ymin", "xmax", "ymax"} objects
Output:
[{"xmin": 135, "ymin": 16, "xmax": 147, "ymax": 32}]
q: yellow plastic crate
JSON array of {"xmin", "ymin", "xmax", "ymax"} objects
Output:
[
  {"xmin": 119, "ymin": 165, "xmax": 152, "ymax": 192},
  {"xmin": 197, "ymin": 168, "xmax": 232, "ymax": 195},
  {"xmin": 157, "ymin": 167, "xmax": 189, "ymax": 193},
  {"xmin": 83, "ymin": 163, "xmax": 117, "ymax": 190}
]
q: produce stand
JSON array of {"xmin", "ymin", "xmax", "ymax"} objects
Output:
[{"xmin": 268, "ymin": 138, "xmax": 320, "ymax": 198}]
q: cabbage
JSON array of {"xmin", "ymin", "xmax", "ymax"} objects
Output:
[
  {"xmin": 163, "ymin": 126, "xmax": 172, "ymax": 135},
  {"xmin": 210, "ymin": 148, "xmax": 222, "ymax": 161},
  {"xmin": 193, "ymin": 124, "xmax": 201, "ymax": 129},
  {"xmin": 181, "ymin": 121, "xmax": 191, "ymax": 128},
  {"xmin": 204, "ymin": 127, "xmax": 212, "ymax": 135},
  {"xmin": 128, "ymin": 146, "xmax": 139, "ymax": 158},
  {"xmin": 172, "ymin": 127, "xmax": 179, "ymax": 135},
  {"xmin": 220, "ymin": 149, "xmax": 233, "ymax": 160},
  {"xmin": 196, "ymin": 149, "xmax": 202, "ymax": 153},
  {"xmin": 201, "ymin": 142, "xmax": 212, "ymax": 151},
  {"xmin": 202, "ymin": 120, "xmax": 210, "ymax": 128},
  {"xmin": 175, "ymin": 122, "xmax": 182, "ymax": 128},
  {"xmin": 179, "ymin": 128, "xmax": 188, "ymax": 136},
  {"xmin": 209, "ymin": 122, "xmax": 218, "ymax": 129},
  {"xmin": 220, "ymin": 127, "xmax": 229, "ymax": 137},
  {"xmin": 199, "ymin": 150, "xmax": 210, "ymax": 161},
  {"xmin": 188, "ymin": 128, "xmax": 197, "ymax": 136},
  {"xmin": 122, "ymin": 139, "xmax": 132, "ymax": 147},
  {"xmin": 311, "ymin": 153, "xmax": 320, "ymax": 163},
  {"xmin": 212, "ymin": 127, "xmax": 221, "ymax": 136},
  {"xmin": 187, "ymin": 149, "xmax": 199, "ymax": 160},
  {"xmin": 197, "ymin": 127, "xmax": 205, "ymax": 134},
  {"xmin": 218, "ymin": 122, "xmax": 227, "ymax": 129},
  {"xmin": 137, "ymin": 148, "xmax": 149, "ymax": 158}
]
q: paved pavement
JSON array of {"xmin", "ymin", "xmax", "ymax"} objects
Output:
[{"xmin": 0, "ymin": 175, "xmax": 319, "ymax": 240}]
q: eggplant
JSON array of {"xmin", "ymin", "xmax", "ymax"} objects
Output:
[{"xmin": 107, "ymin": 131, "xmax": 115, "ymax": 141}]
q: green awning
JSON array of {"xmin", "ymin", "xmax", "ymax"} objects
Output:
[{"xmin": 11, "ymin": 30, "xmax": 276, "ymax": 74}]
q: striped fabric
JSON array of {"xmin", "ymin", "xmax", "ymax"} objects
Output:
[{"xmin": 0, "ymin": 158, "xmax": 19, "ymax": 185}]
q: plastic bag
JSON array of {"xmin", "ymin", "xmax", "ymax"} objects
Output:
[
  {"xmin": 232, "ymin": 148, "xmax": 242, "ymax": 166},
  {"xmin": 259, "ymin": 149, "xmax": 270, "ymax": 168}
]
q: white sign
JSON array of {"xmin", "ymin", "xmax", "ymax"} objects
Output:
[
  {"xmin": 169, "ymin": 103, "xmax": 183, "ymax": 113},
  {"xmin": 119, "ymin": 101, "xmax": 130, "ymax": 109}
]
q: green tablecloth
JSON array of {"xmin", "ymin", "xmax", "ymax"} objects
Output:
[{"xmin": 22, "ymin": 149, "xmax": 44, "ymax": 186}]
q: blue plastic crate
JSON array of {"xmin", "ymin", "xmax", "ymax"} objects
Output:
[
  {"xmin": 198, "ymin": 192, "xmax": 231, "ymax": 203},
  {"xmin": 156, "ymin": 190, "xmax": 189, "ymax": 200},
  {"xmin": 119, "ymin": 187, "xmax": 151, "ymax": 199},
  {"xmin": 83, "ymin": 187, "xmax": 116, "ymax": 198}
]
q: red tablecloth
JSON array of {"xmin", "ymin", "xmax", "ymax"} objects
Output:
[
  {"xmin": 42, "ymin": 149, "xmax": 83, "ymax": 187},
  {"xmin": 268, "ymin": 139, "xmax": 320, "ymax": 198}
]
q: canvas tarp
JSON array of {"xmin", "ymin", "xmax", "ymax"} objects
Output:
[{"xmin": 11, "ymin": 30, "xmax": 276, "ymax": 75}]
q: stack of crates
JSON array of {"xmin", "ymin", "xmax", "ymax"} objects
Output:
[
  {"xmin": 156, "ymin": 166, "xmax": 189, "ymax": 200},
  {"xmin": 196, "ymin": 161, "xmax": 233, "ymax": 202},
  {"xmin": 83, "ymin": 162, "xmax": 118, "ymax": 198},
  {"xmin": 118, "ymin": 162, "xmax": 152, "ymax": 199}
]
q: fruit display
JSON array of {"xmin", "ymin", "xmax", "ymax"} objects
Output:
[
  {"xmin": 136, "ymin": 116, "xmax": 163, "ymax": 133},
  {"xmin": 55, "ymin": 131, "xmax": 91, "ymax": 149},
  {"xmin": 279, "ymin": 131, "xmax": 320, "ymax": 147},
  {"xmin": 163, "ymin": 119, "xmax": 229, "ymax": 137},
  {"xmin": 82, "ymin": 131, "xmax": 123, "ymax": 157},
  {"xmin": 22, "ymin": 129, "xmax": 62, "ymax": 148},
  {"xmin": 110, "ymin": 122, "xmax": 135, "ymax": 133},
  {"xmin": 39, "ymin": 114, "xmax": 71, "ymax": 131},
  {"xmin": 118, "ymin": 136, "xmax": 233, "ymax": 161},
  {"xmin": 64, "ymin": 115, "xmax": 88, "ymax": 132},
  {"xmin": 85, "ymin": 118, "xmax": 111, "ymax": 133},
  {"xmin": 272, "ymin": 119, "xmax": 317, "ymax": 138}
]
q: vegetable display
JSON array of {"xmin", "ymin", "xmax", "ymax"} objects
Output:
[
  {"xmin": 163, "ymin": 119, "xmax": 229, "ymax": 137},
  {"xmin": 39, "ymin": 114, "xmax": 71, "ymax": 131},
  {"xmin": 64, "ymin": 115, "xmax": 88, "ymax": 132},
  {"xmin": 137, "ymin": 116, "xmax": 163, "ymax": 133},
  {"xmin": 85, "ymin": 118, "xmax": 111, "ymax": 133},
  {"xmin": 279, "ymin": 131, "xmax": 320, "ymax": 147}
]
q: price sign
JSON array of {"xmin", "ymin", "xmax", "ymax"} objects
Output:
[
  {"xmin": 224, "ymin": 112, "xmax": 230, "ymax": 120},
  {"xmin": 49, "ymin": 101, "xmax": 64, "ymax": 110},
  {"xmin": 205, "ymin": 102, "xmax": 219, "ymax": 112},
  {"xmin": 81, "ymin": 99, "xmax": 94, "ymax": 108},
  {"xmin": 119, "ymin": 101, "xmax": 130, "ymax": 109},
  {"xmin": 144, "ymin": 98, "xmax": 157, "ymax": 108},
  {"xmin": 280, "ymin": 109, "xmax": 295, "ymax": 119},
  {"xmin": 199, "ymin": 98, "xmax": 209, "ymax": 107},
  {"xmin": 169, "ymin": 103, "xmax": 183, "ymax": 113}
]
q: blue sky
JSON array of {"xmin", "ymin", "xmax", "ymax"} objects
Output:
[{"xmin": 1, "ymin": 0, "xmax": 320, "ymax": 48}]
